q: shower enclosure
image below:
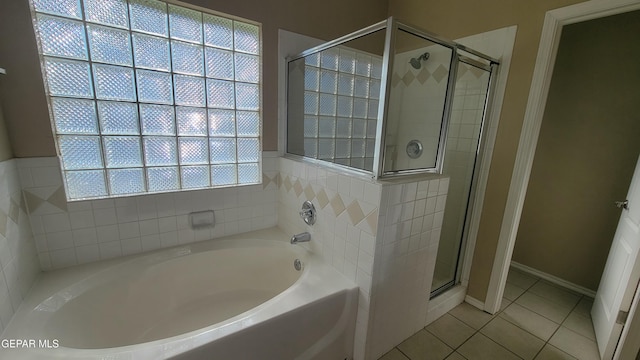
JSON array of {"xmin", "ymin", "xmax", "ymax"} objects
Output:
[{"xmin": 286, "ymin": 17, "xmax": 498, "ymax": 297}]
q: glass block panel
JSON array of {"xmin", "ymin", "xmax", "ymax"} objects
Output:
[
  {"xmin": 181, "ymin": 166, "xmax": 209, "ymax": 189},
  {"xmin": 370, "ymin": 79, "xmax": 381, "ymax": 99},
  {"xmin": 206, "ymin": 79, "xmax": 235, "ymax": 109},
  {"xmin": 318, "ymin": 94, "xmax": 336, "ymax": 116},
  {"xmin": 336, "ymin": 139, "xmax": 350, "ymax": 158},
  {"xmin": 318, "ymin": 139, "xmax": 335, "ymax": 159},
  {"xmin": 235, "ymin": 83, "xmax": 259, "ymax": 111},
  {"xmin": 33, "ymin": 0, "xmax": 82, "ymax": 19},
  {"xmin": 137, "ymin": 69, "xmax": 173, "ymax": 104},
  {"xmin": 51, "ymin": 98, "xmax": 98, "ymax": 134},
  {"xmin": 337, "ymin": 96, "xmax": 352, "ymax": 117},
  {"xmin": 318, "ymin": 117, "xmax": 335, "ymax": 138},
  {"xmin": 366, "ymin": 139, "xmax": 375, "ymax": 157},
  {"xmin": 337, "ymin": 74, "xmax": 354, "ymax": 96},
  {"xmin": 147, "ymin": 166, "xmax": 179, "ymax": 191},
  {"xmin": 208, "ymin": 109, "xmax": 235, "ymax": 136},
  {"xmin": 304, "ymin": 139, "xmax": 317, "ymax": 157},
  {"xmin": 305, "ymin": 52, "xmax": 320, "ymax": 67},
  {"xmin": 368, "ymin": 100, "xmax": 379, "ymax": 119},
  {"xmin": 336, "ymin": 118, "xmax": 351, "ymax": 138},
  {"xmin": 179, "ymin": 137, "xmax": 208, "ymax": 164},
  {"xmin": 319, "ymin": 70, "xmax": 337, "ymax": 94},
  {"xmin": 320, "ymin": 49, "xmax": 339, "ymax": 71},
  {"xmin": 83, "ymin": 0, "xmax": 129, "ymax": 28},
  {"xmin": 353, "ymin": 119, "xmax": 366, "ymax": 138},
  {"xmin": 304, "ymin": 66, "xmax": 319, "ymax": 91},
  {"xmin": 237, "ymin": 138, "xmax": 259, "ymax": 163},
  {"xmin": 236, "ymin": 111, "xmax": 259, "ymax": 137},
  {"xmin": 366, "ymin": 120, "xmax": 377, "ymax": 138},
  {"xmin": 234, "ymin": 22, "xmax": 259, "ymax": 55},
  {"xmin": 103, "ymin": 136, "xmax": 142, "ymax": 168},
  {"xmin": 235, "ymin": 53, "xmax": 259, "ymax": 83},
  {"xmin": 143, "ymin": 136, "xmax": 177, "ymax": 166},
  {"xmin": 211, "ymin": 164, "xmax": 236, "ymax": 186},
  {"xmin": 335, "ymin": 158, "xmax": 350, "ymax": 166},
  {"xmin": 354, "ymin": 76, "xmax": 369, "ymax": 98},
  {"xmin": 37, "ymin": 14, "xmax": 87, "ymax": 60},
  {"xmin": 109, "ymin": 168, "xmax": 145, "ymax": 194},
  {"xmin": 140, "ymin": 104, "xmax": 175, "ymax": 135},
  {"xmin": 129, "ymin": 0, "xmax": 168, "ymax": 37},
  {"xmin": 209, "ymin": 138, "xmax": 236, "ymax": 164},
  {"xmin": 351, "ymin": 158, "xmax": 364, "ymax": 170},
  {"xmin": 355, "ymin": 53, "xmax": 371, "ymax": 77},
  {"xmin": 205, "ymin": 47, "xmax": 233, "ymax": 80},
  {"xmin": 237, "ymin": 163, "xmax": 259, "ymax": 184},
  {"xmin": 352, "ymin": 139, "xmax": 365, "ymax": 157},
  {"xmin": 353, "ymin": 98, "xmax": 368, "ymax": 118},
  {"xmin": 58, "ymin": 136, "xmax": 103, "ymax": 170},
  {"xmin": 304, "ymin": 92, "xmax": 318, "ymax": 115},
  {"xmin": 66, "ymin": 170, "xmax": 107, "ymax": 199},
  {"xmin": 174, "ymin": 74, "xmax": 205, "ymax": 107},
  {"xmin": 339, "ymin": 49, "xmax": 356, "ymax": 74},
  {"xmin": 171, "ymin": 41, "xmax": 204, "ymax": 76},
  {"xmin": 203, "ymin": 14, "xmax": 232, "ymax": 49},
  {"xmin": 304, "ymin": 116, "xmax": 318, "ymax": 137},
  {"xmin": 169, "ymin": 4, "xmax": 202, "ymax": 44},
  {"xmin": 371, "ymin": 57, "xmax": 383, "ymax": 79},
  {"xmin": 93, "ymin": 64, "xmax": 136, "ymax": 101},
  {"xmin": 98, "ymin": 101, "xmax": 139, "ymax": 135},
  {"xmin": 87, "ymin": 25, "xmax": 132, "ymax": 66},
  {"xmin": 176, "ymin": 106, "xmax": 207, "ymax": 136},
  {"xmin": 132, "ymin": 33, "xmax": 170, "ymax": 71}
]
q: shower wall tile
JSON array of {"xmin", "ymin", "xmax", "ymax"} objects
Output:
[
  {"xmin": 277, "ymin": 156, "xmax": 449, "ymax": 360},
  {"xmin": 0, "ymin": 159, "xmax": 40, "ymax": 334},
  {"xmin": 18, "ymin": 152, "xmax": 279, "ymax": 271}
]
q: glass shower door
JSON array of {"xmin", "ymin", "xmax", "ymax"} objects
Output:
[{"xmin": 431, "ymin": 59, "xmax": 492, "ymax": 296}]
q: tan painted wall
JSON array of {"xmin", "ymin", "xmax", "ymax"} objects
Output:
[
  {"xmin": 0, "ymin": 0, "xmax": 388, "ymax": 157},
  {"xmin": 387, "ymin": 0, "xmax": 588, "ymax": 301},
  {"xmin": 0, "ymin": 101, "xmax": 13, "ymax": 161},
  {"xmin": 512, "ymin": 10, "xmax": 640, "ymax": 292}
]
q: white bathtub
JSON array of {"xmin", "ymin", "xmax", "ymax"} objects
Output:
[{"xmin": 2, "ymin": 227, "xmax": 358, "ymax": 359}]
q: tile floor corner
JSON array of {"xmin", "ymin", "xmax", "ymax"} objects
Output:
[{"xmin": 378, "ymin": 267, "xmax": 600, "ymax": 360}]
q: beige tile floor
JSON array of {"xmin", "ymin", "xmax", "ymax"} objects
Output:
[{"xmin": 379, "ymin": 267, "xmax": 601, "ymax": 360}]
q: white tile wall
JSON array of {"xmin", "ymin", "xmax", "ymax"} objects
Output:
[
  {"xmin": 277, "ymin": 156, "xmax": 449, "ymax": 360},
  {"xmin": 18, "ymin": 152, "xmax": 279, "ymax": 271},
  {"xmin": 0, "ymin": 159, "xmax": 40, "ymax": 334},
  {"xmin": 367, "ymin": 176, "xmax": 448, "ymax": 359}
]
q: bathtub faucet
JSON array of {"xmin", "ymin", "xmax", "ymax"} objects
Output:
[{"xmin": 290, "ymin": 232, "xmax": 311, "ymax": 244}]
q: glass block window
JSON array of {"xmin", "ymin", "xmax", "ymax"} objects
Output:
[
  {"xmin": 31, "ymin": 0, "xmax": 262, "ymax": 200},
  {"xmin": 303, "ymin": 46, "xmax": 381, "ymax": 172}
]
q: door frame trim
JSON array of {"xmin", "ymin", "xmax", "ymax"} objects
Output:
[{"xmin": 485, "ymin": 0, "xmax": 640, "ymax": 316}]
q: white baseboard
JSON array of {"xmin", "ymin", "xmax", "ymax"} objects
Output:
[
  {"xmin": 426, "ymin": 285, "xmax": 466, "ymax": 326},
  {"xmin": 465, "ymin": 295, "xmax": 485, "ymax": 310},
  {"xmin": 510, "ymin": 261, "xmax": 596, "ymax": 298}
]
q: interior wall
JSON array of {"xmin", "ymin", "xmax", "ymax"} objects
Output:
[
  {"xmin": 388, "ymin": 0, "xmax": 589, "ymax": 301},
  {"xmin": 0, "ymin": 102, "xmax": 13, "ymax": 162},
  {"xmin": 0, "ymin": 0, "xmax": 388, "ymax": 157},
  {"xmin": 512, "ymin": 10, "xmax": 640, "ymax": 292}
]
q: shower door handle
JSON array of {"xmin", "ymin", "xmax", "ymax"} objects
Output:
[{"xmin": 615, "ymin": 200, "xmax": 629, "ymax": 210}]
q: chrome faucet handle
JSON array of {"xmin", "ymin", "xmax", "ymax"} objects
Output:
[{"xmin": 299, "ymin": 201, "xmax": 316, "ymax": 225}]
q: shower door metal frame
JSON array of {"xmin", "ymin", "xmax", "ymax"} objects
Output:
[
  {"xmin": 285, "ymin": 16, "xmax": 500, "ymax": 180},
  {"xmin": 430, "ymin": 59, "xmax": 500, "ymax": 298}
]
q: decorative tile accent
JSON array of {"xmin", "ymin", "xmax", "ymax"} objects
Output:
[
  {"xmin": 402, "ymin": 71, "xmax": 415, "ymax": 87},
  {"xmin": 293, "ymin": 179, "xmax": 303, "ymax": 197},
  {"xmin": 330, "ymin": 194, "xmax": 346, "ymax": 216},
  {"xmin": 283, "ymin": 175, "xmax": 292, "ymax": 191},
  {"xmin": 23, "ymin": 186, "xmax": 68, "ymax": 213},
  {"xmin": 303, "ymin": 184, "xmax": 315, "ymax": 200},
  {"xmin": 316, "ymin": 189, "xmax": 329, "ymax": 209},
  {"xmin": 432, "ymin": 64, "xmax": 449, "ymax": 83},
  {"xmin": 417, "ymin": 67, "xmax": 431, "ymax": 84},
  {"xmin": 346, "ymin": 200, "xmax": 365, "ymax": 225}
]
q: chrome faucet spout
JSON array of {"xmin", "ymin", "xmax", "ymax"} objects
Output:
[{"xmin": 290, "ymin": 232, "xmax": 311, "ymax": 244}]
